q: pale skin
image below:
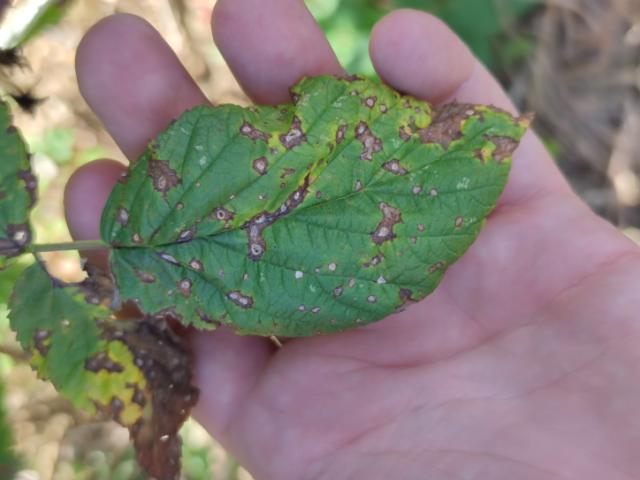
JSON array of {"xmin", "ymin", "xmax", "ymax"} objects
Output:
[{"xmin": 63, "ymin": 2, "xmax": 640, "ymax": 479}]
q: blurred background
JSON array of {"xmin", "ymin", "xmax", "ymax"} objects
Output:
[{"xmin": 0, "ymin": 0, "xmax": 638, "ymax": 478}]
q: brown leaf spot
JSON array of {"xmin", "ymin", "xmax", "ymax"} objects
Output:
[
  {"xmin": 240, "ymin": 121, "xmax": 270, "ymax": 142},
  {"xmin": 211, "ymin": 207, "xmax": 235, "ymax": 229},
  {"xmin": 132, "ymin": 387, "xmax": 146, "ymax": 407},
  {"xmin": 227, "ymin": 290, "xmax": 254, "ymax": 309},
  {"xmin": 372, "ymin": 202, "xmax": 403, "ymax": 245},
  {"xmin": 487, "ymin": 135, "xmax": 518, "ymax": 163},
  {"xmin": 333, "ymin": 286, "xmax": 344, "ymax": 297},
  {"xmin": 279, "ymin": 116, "xmax": 306, "ymax": 150},
  {"xmin": 157, "ymin": 252, "xmax": 180, "ymax": 266},
  {"xmin": 79, "ymin": 263, "xmax": 114, "ymax": 306},
  {"xmin": 336, "ymin": 123, "xmax": 347, "ymax": 144},
  {"xmin": 17, "ymin": 169, "xmax": 37, "ymax": 207},
  {"xmin": 243, "ymin": 175, "xmax": 310, "ymax": 261},
  {"xmin": 338, "ymin": 73, "xmax": 361, "ymax": 83},
  {"xmin": 418, "ymin": 103, "xmax": 473, "ymax": 149},
  {"xmin": 380, "ymin": 103, "xmax": 388, "ymax": 113},
  {"xmin": 252, "ymin": 156, "xmax": 268, "ymax": 175},
  {"xmin": 116, "ymin": 207, "xmax": 129, "ymax": 226},
  {"xmin": 428, "ymin": 261, "xmax": 446, "ymax": 274},
  {"xmin": 177, "ymin": 279, "xmax": 192, "ymax": 298},
  {"xmin": 85, "ymin": 352, "xmax": 124, "ymax": 373},
  {"xmin": 212, "ymin": 207, "xmax": 234, "ymax": 222},
  {"xmin": 135, "ymin": 270, "xmax": 156, "ymax": 284},
  {"xmin": 363, "ymin": 253, "xmax": 384, "ymax": 268},
  {"xmin": 355, "ymin": 121, "xmax": 383, "ymax": 161},
  {"xmin": 455, "ymin": 216, "xmax": 464, "ymax": 228},
  {"xmin": 33, "ymin": 329, "xmax": 51, "ymax": 356},
  {"xmin": 399, "ymin": 288, "xmax": 414, "ymax": 303},
  {"xmin": 363, "ymin": 96, "xmax": 377, "ymax": 108},
  {"xmin": 397, "ymin": 288, "xmax": 416, "ymax": 311},
  {"xmin": 398, "ymin": 125, "xmax": 412, "ymax": 142},
  {"xmin": 177, "ymin": 227, "xmax": 196, "ymax": 243},
  {"xmin": 7, "ymin": 224, "xmax": 29, "ymax": 246},
  {"xmin": 131, "ymin": 233, "xmax": 143, "ymax": 244},
  {"xmin": 280, "ymin": 167, "xmax": 296, "ymax": 179},
  {"xmin": 109, "ymin": 397, "xmax": 124, "ymax": 418},
  {"xmin": 0, "ymin": 223, "xmax": 31, "ymax": 258},
  {"xmin": 148, "ymin": 159, "xmax": 180, "ymax": 195},
  {"xmin": 196, "ymin": 309, "xmax": 219, "ymax": 326},
  {"xmin": 188, "ymin": 259, "xmax": 203, "ymax": 271},
  {"xmin": 382, "ymin": 159, "xmax": 408, "ymax": 175}
]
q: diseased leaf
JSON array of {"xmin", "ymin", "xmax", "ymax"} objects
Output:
[
  {"xmin": 8, "ymin": 262, "xmax": 198, "ymax": 480},
  {"xmin": 0, "ymin": 100, "xmax": 35, "ymax": 266},
  {"xmin": 101, "ymin": 75, "xmax": 531, "ymax": 336}
]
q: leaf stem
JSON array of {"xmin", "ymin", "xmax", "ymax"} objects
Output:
[{"xmin": 28, "ymin": 240, "xmax": 109, "ymax": 253}]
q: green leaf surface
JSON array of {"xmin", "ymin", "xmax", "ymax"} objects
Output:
[
  {"xmin": 102, "ymin": 75, "xmax": 530, "ymax": 336},
  {"xmin": 0, "ymin": 101, "xmax": 35, "ymax": 266},
  {"xmin": 9, "ymin": 262, "xmax": 198, "ymax": 480}
]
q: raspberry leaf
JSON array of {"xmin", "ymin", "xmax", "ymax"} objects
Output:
[
  {"xmin": 9, "ymin": 262, "xmax": 198, "ymax": 480},
  {"xmin": 101, "ymin": 75, "xmax": 530, "ymax": 336},
  {"xmin": 0, "ymin": 101, "xmax": 35, "ymax": 266}
]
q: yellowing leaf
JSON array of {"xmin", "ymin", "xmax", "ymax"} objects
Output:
[{"xmin": 9, "ymin": 262, "xmax": 198, "ymax": 480}]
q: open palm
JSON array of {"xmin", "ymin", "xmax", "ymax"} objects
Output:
[{"xmin": 64, "ymin": 2, "xmax": 640, "ymax": 479}]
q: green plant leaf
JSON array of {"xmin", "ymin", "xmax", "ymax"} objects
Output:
[
  {"xmin": 101, "ymin": 75, "xmax": 530, "ymax": 336},
  {"xmin": 8, "ymin": 262, "xmax": 198, "ymax": 480},
  {"xmin": 0, "ymin": 101, "xmax": 35, "ymax": 267}
]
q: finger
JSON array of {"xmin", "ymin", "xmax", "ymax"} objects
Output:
[
  {"xmin": 191, "ymin": 328, "xmax": 275, "ymax": 439},
  {"xmin": 370, "ymin": 10, "xmax": 515, "ymax": 110},
  {"xmin": 370, "ymin": 10, "xmax": 475, "ymax": 105},
  {"xmin": 370, "ymin": 9, "xmax": 571, "ymax": 204},
  {"xmin": 76, "ymin": 14, "xmax": 208, "ymax": 161},
  {"xmin": 212, "ymin": 0, "xmax": 344, "ymax": 104},
  {"xmin": 64, "ymin": 159, "xmax": 126, "ymax": 266}
]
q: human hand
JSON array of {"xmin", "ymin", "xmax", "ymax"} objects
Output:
[{"xmin": 65, "ymin": 2, "xmax": 640, "ymax": 479}]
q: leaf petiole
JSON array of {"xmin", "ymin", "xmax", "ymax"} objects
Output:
[{"xmin": 28, "ymin": 239, "xmax": 109, "ymax": 253}]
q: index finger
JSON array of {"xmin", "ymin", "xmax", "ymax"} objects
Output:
[{"xmin": 75, "ymin": 14, "xmax": 208, "ymax": 161}]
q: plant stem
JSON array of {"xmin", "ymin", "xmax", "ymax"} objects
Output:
[{"xmin": 28, "ymin": 239, "xmax": 109, "ymax": 253}]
